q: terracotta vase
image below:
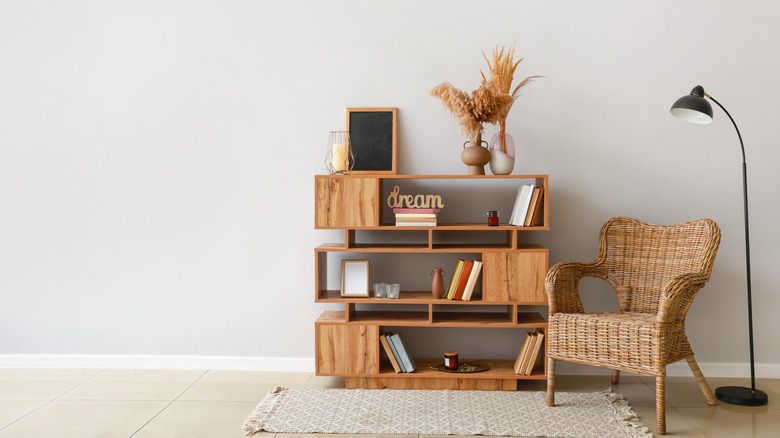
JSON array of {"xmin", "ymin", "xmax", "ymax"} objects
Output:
[
  {"xmin": 430, "ymin": 268, "xmax": 445, "ymax": 299},
  {"xmin": 461, "ymin": 135, "xmax": 490, "ymax": 175}
]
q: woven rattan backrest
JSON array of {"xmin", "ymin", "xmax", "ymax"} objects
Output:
[{"xmin": 596, "ymin": 217, "xmax": 721, "ymax": 314}]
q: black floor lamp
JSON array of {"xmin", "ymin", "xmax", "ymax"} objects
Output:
[{"xmin": 670, "ymin": 85, "xmax": 768, "ymax": 406}]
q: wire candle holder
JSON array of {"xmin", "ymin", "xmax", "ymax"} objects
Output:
[{"xmin": 325, "ymin": 131, "xmax": 354, "ymax": 175}]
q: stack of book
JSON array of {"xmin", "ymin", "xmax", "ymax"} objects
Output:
[
  {"xmin": 443, "ymin": 258, "xmax": 483, "ymax": 301},
  {"xmin": 394, "ymin": 208, "xmax": 439, "ymax": 226},
  {"xmin": 508, "ymin": 184, "xmax": 544, "ymax": 227},
  {"xmin": 379, "ymin": 332, "xmax": 416, "ymax": 373},
  {"xmin": 513, "ymin": 329, "xmax": 545, "ymax": 375}
]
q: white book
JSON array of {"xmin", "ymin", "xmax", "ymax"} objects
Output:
[{"xmin": 509, "ymin": 184, "xmax": 534, "ymax": 226}]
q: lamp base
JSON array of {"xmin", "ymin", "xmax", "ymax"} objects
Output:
[{"xmin": 716, "ymin": 386, "xmax": 768, "ymax": 406}]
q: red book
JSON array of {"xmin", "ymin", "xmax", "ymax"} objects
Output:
[
  {"xmin": 452, "ymin": 260, "xmax": 474, "ymax": 300},
  {"xmin": 393, "ymin": 208, "xmax": 440, "ymax": 214}
]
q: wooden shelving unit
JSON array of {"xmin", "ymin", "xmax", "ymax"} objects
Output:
[{"xmin": 313, "ymin": 174, "xmax": 549, "ymax": 391}]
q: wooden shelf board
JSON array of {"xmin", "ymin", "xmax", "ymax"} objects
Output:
[
  {"xmin": 317, "ymin": 174, "xmax": 547, "ymax": 180},
  {"xmin": 317, "ymin": 290, "xmax": 502, "ymax": 304},
  {"xmin": 432, "ymin": 312, "xmax": 514, "ymax": 326},
  {"xmin": 350, "ymin": 311, "xmax": 430, "ymax": 325},
  {"xmin": 376, "ymin": 358, "xmax": 546, "ymax": 379}
]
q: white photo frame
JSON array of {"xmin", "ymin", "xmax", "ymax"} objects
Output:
[{"xmin": 341, "ymin": 259, "xmax": 370, "ymax": 297}]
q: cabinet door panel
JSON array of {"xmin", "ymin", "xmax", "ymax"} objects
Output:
[
  {"xmin": 483, "ymin": 251, "xmax": 547, "ymax": 303},
  {"xmin": 316, "ymin": 324, "xmax": 378, "ymax": 374},
  {"xmin": 315, "ymin": 177, "xmax": 379, "ymax": 228}
]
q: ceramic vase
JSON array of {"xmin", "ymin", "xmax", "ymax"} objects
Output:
[
  {"xmin": 431, "ymin": 268, "xmax": 445, "ymax": 299},
  {"xmin": 461, "ymin": 136, "xmax": 490, "ymax": 175}
]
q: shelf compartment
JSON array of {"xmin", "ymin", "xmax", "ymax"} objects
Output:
[
  {"xmin": 348, "ymin": 310, "xmax": 430, "ymax": 325},
  {"xmin": 432, "ymin": 311, "xmax": 515, "ymax": 327},
  {"xmin": 377, "ymin": 358, "xmax": 545, "ymax": 379}
]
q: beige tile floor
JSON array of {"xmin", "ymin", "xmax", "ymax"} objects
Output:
[{"xmin": 0, "ymin": 368, "xmax": 777, "ymax": 437}]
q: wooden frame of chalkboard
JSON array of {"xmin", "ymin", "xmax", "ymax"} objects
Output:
[{"xmin": 346, "ymin": 107, "xmax": 398, "ymax": 175}]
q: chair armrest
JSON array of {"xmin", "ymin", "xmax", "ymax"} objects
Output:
[
  {"xmin": 656, "ymin": 272, "xmax": 711, "ymax": 324},
  {"xmin": 545, "ymin": 261, "xmax": 603, "ymax": 314}
]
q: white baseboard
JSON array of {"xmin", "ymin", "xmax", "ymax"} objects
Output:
[
  {"xmin": 0, "ymin": 355, "xmax": 314, "ymax": 372},
  {"xmin": 555, "ymin": 360, "xmax": 780, "ymax": 378},
  {"xmin": 1, "ymin": 355, "xmax": 779, "ymax": 379}
]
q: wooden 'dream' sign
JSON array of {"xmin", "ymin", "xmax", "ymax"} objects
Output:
[
  {"xmin": 346, "ymin": 107, "xmax": 398, "ymax": 174},
  {"xmin": 386, "ymin": 185, "xmax": 444, "ymax": 209}
]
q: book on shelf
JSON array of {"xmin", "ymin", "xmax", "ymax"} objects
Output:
[
  {"xmin": 395, "ymin": 213, "xmax": 438, "ymax": 219},
  {"xmin": 514, "ymin": 329, "xmax": 545, "ymax": 375},
  {"xmin": 393, "ymin": 208, "xmax": 440, "ymax": 214},
  {"xmin": 461, "ymin": 260, "xmax": 483, "ymax": 301},
  {"xmin": 395, "ymin": 221, "xmax": 437, "ymax": 227},
  {"xmin": 509, "ymin": 184, "xmax": 534, "ymax": 226},
  {"xmin": 525, "ymin": 329, "xmax": 545, "ymax": 375},
  {"xmin": 445, "ymin": 259, "xmax": 465, "ymax": 300},
  {"xmin": 451, "ymin": 260, "xmax": 474, "ymax": 300},
  {"xmin": 388, "ymin": 332, "xmax": 416, "ymax": 372},
  {"xmin": 379, "ymin": 333, "xmax": 403, "ymax": 373},
  {"xmin": 395, "ymin": 216, "xmax": 437, "ymax": 222},
  {"xmin": 514, "ymin": 331, "xmax": 534, "ymax": 374},
  {"xmin": 523, "ymin": 187, "xmax": 544, "ymax": 227}
]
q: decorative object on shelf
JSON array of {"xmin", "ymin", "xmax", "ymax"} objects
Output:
[
  {"xmin": 488, "ymin": 129, "xmax": 515, "ymax": 175},
  {"xmin": 325, "ymin": 131, "xmax": 354, "ymax": 175},
  {"xmin": 373, "ymin": 282, "xmax": 388, "ymax": 298},
  {"xmin": 444, "ymin": 351, "xmax": 458, "ymax": 370},
  {"xmin": 341, "ymin": 259, "xmax": 370, "ymax": 297},
  {"xmin": 481, "ymin": 44, "xmax": 542, "ymax": 175},
  {"xmin": 346, "ymin": 107, "xmax": 398, "ymax": 174},
  {"xmin": 487, "ymin": 210, "xmax": 499, "ymax": 226},
  {"xmin": 430, "ymin": 77, "xmax": 513, "ymax": 175},
  {"xmin": 430, "ymin": 268, "xmax": 445, "ymax": 299},
  {"xmin": 430, "ymin": 363, "xmax": 489, "ymax": 373},
  {"xmin": 461, "ymin": 140, "xmax": 491, "ymax": 175},
  {"xmin": 386, "ymin": 283, "xmax": 400, "ymax": 299},
  {"xmin": 670, "ymin": 86, "xmax": 768, "ymax": 407},
  {"xmin": 386, "ymin": 185, "xmax": 445, "ymax": 209}
]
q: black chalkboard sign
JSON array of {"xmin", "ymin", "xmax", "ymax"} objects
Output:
[{"xmin": 346, "ymin": 107, "xmax": 397, "ymax": 174}]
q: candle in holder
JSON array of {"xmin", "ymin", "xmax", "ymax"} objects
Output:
[
  {"xmin": 444, "ymin": 351, "xmax": 458, "ymax": 370},
  {"xmin": 332, "ymin": 143, "xmax": 348, "ymax": 172}
]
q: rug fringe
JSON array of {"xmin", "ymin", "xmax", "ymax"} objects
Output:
[
  {"xmin": 599, "ymin": 388, "xmax": 655, "ymax": 438},
  {"xmin": 242, "ymin": 386, "xmax": 285, "ymax": 436}
]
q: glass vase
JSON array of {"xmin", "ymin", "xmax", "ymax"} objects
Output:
[{"xmin": 488, "ymin": 123, "xmax": 516, "ymax": 175}]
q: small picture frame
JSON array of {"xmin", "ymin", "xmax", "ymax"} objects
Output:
[
  {"xmin": 346, "ymin": 107, "xmax": 398, "ymax": 174},
  {"xmin": 341, "ymin": 259, "xmax": 370, "ymax": 297}
]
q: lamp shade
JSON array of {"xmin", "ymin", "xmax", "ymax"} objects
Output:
[{"xmin": 670, "ymin": 85, "xmax": 713, "ymax": 124}]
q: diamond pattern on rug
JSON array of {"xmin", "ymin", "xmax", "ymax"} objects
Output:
[{"xmin": 243, "ymin": 387, "xmax": 653, "ymax": 437}]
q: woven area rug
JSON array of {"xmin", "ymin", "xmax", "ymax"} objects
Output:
[{"xmin": 243, "ymin": 387, "xmax": 653, "ymax": 437}]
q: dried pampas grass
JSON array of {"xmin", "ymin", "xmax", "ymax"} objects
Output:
[
  {"xmin": 480, "ymin": 44, "xmax": 542, "ymax": 117},
  {"xmin": 430, "ymin": 78, "xmax": 513, "ymax": 145}
]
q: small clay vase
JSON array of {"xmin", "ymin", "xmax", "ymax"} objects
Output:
[
  {"xmin": 461, "ymin": 141, "xmax": 491, "ymax": 175},
  {"xmin": 431, "ymin": 268, "xmax": 445, "ymax": 299}
]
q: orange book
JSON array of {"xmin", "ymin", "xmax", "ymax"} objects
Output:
[
  {"xmin": 379, "ymin": 333, "xmax": 402, "ymax": 373},
  {"xmin": 527, "ymin": 188, "xmax": 544, "ymax": 227},
  {"xmin": 452, "ymin": 260, "xmax": 474, "ymax": 300},
  {"xmin": 524, "ymin": 188, "xmax": 542, "ymax": 226}
]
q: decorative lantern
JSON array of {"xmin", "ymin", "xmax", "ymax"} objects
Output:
[{"xmin": 325, "ymin": 131, "xmax": 354, "ymax": 175}]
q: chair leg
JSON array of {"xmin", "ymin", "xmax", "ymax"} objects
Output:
[
  {"xmin": 546, "ymin": 358, "xmax": 555, "ymax": 407},
  {"xmin": 656, "ymin": 375, "xmax": 666, "ymax": 435},
  {"xmin": 686, "ymin": 355, "xmax": 717, "ymax": 406},
  {"xmin": 611, "ymin": 369, "xmax": 620, "ymax": 385}
]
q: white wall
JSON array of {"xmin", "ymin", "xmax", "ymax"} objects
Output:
[{"xmin": 1, "ymin": 1, "xmax": 778, "ymax": 375}]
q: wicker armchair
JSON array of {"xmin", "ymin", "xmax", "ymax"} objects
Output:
[{"xmin": 545, "ymin": 217, "xmax": 721, "ymax": 435}]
